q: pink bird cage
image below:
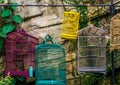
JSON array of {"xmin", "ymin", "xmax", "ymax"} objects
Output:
[{"xmin": 5, "ymin": 29, "xmax": 38, "ymax": 77}]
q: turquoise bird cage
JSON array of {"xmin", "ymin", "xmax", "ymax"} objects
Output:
[{"xmin": 34, "ymin": 34, "xmax": 66, "ymax": 85}]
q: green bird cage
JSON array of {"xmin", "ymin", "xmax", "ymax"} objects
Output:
[{"xmin": 34, "ymin": 34, "xmax": 66, "ymax": 85}]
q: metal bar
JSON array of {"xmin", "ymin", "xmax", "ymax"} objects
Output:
[
  {"xmin": 0, "ymin": 4, "xmax": 115, "ymax": 7},
  {"xmin": 111, "ymin": 51, "xmax": 115, "ymax": 85},
  {"xmin": 110, "ymin": 0, "xmax": 115, "ymax": 15},
  {"xmin": 0, "ymin": 3, "xmax": 120, "ymax": 7}
]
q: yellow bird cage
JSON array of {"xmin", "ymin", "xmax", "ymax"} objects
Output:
[
  {"xmin": 61, "ymin": 11, "xmax": 80, "ymax": 39},
  {"xmin": 110, "ymin": 14, "xmax": 120, "ymax": 52}
]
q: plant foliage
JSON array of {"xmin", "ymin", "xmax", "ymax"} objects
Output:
[
  {"xmin": 0, "ymin": 74, "xmax": 14, "ymax": 85},
  {"xmin": 0, "ymin": 0, "xmax": 4, "ymax": 3},
  {"xmin": 12, "ymin": 15, "xmax": 22, "ymax": 24},
  {"xmin": 0, "ymin": 0, "xmax": 22, "ymax": 53},
  {"xmin": 1, "ymin": 9, "xmax": 12, "ymax": 17},
  {"xmin": 10, "ymin": 3, "xmax": 18, "ymax": 10},
  {"xmin": 3, "ymin": 23, "xmax": 15, "ymax": 33}
]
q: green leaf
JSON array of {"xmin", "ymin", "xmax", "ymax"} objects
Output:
[
  {"xmin": 3, "ymin": 24, "xmax": 15, "ymax": 34},
  {"xmin": 0, "ymin": 81, "xmax": 6, "ymax": 85},
  {"xmin": 12, "ymin": 15, "xmax": 22, "ymax": 24},
  {"xmin": 1, "ymin": 9, "xmax": 12, "ymax": 17},
  {"xmin": 10, "ymin": 2, "xmax": 18, "ymax": 10},
  {"xmin": 0, "ymin": 28, "xmax": 6, "ymax": 38},
  {"xmin": 0, "ymin": 0, "xmax": 4, "ymax": 3},
  {"xmin": 16, "ymin": 76, "xmax": 24, "ymax": 81},
  {"xmin": 11, "ymin": 78, "xmax": 16, "ymax": 85}
]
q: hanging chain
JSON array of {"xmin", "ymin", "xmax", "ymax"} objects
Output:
[
  {"xmin": 87, "ymin": 4, "xmax": 93, "ymax": 26},
  {"xmin": 45, "ymin": 4, "xmax": 49, "ymax": 30},
  {"xmin": 21, "ymin": 4, "xmax": 25, "ymax": 29},
  {"xmin": 42, "ymin": 4, "xmax": 49, "ymax": 37}
]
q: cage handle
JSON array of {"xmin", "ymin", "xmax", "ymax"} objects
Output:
[{"xmin": 43, "ymin": 34, "xmax": 56, "ymax": 44}]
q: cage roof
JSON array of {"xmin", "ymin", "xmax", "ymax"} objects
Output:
[
  {"xmin": 6, "ymin": 29, "xmax": 38, "ymax": 44},
  {"xmin": 79, "ymin": 26, "xmax": 105, "ymax": 36},
  {"xmin": 111, "ymin": 13, "xmax": 120, "ymax": 20}
]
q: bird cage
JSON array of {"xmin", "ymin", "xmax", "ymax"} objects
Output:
[
  {"xmin": 34, "ymin": 34, "xmax": 66, "ymax": 85},
  {"xmin": 61, "ymin": 11, "xmax": 80, "ymax": 39},
  {"xmin": 5, "ymin": 29, "xmax": 38, "ymax": 77},
  {"xmin": 77, "ymin": 26, "xmax": 106, "ymax": 74},
  {"xmin": 110, "ymin": 14, "xmax": 120, "ymax": 51}
]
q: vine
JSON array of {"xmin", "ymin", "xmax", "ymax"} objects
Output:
[
  {"xmin": 0, "ymin": 0, "xmax": 22, "ymax": 55},
  {"xmin": 0, "ymin": 73, "xmax": 15, "ymax": 85}
]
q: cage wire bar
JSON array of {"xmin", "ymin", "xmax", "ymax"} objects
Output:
[{"xmin": 34, "ymin": 34, "xmax": 66, "ymax": 85}]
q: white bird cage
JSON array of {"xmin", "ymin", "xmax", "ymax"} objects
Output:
[{"xmin": 77, "ymin": 26, "xmax": 106, "ymax": 74}]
